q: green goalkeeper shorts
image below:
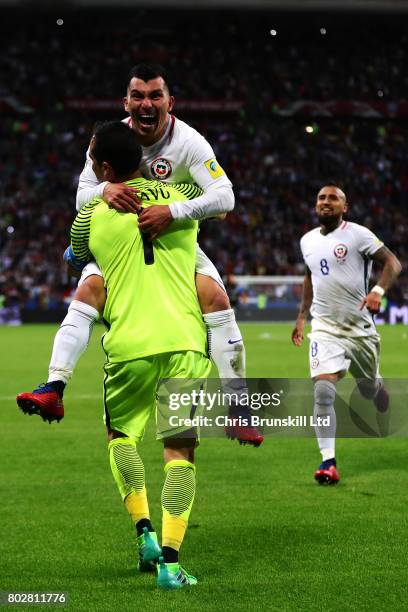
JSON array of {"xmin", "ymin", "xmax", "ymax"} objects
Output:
[{"xmin": 103, "ymin": 350, "xmax": 211, "ymax": 442}]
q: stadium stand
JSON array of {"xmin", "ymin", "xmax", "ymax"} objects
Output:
[{"xmin": 0, "ymin": 11, "xmax": 407, "ymax": 321}]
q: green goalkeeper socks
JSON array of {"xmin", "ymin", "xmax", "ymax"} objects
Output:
[
  {"xmin": 108, "ymin": 437, "xmax": 150, "ymax": 524},
  {"xmin": 109, "ymin": 442, "xmax": 196, "ymax": 561},
  {"xmin": 161, "ymin": 459, "xmax": 196, "ymax": 551}
]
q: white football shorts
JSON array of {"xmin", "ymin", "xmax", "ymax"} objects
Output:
[
  {"xmin": 78, "ymin": 262, "xmax": 103, "ymax": 287},
  {"xmin": 78, "ymin": 245, "xmax": 225, "ymax": 291},
  {"xmin": 308, "ymin": 330, "xmax": 380, "ymax": 380},
  {"xmin": 195, "ymin": 244, "xmax": 225, "ymax": 291}
]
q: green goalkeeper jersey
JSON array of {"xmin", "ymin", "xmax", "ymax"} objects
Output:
[{"xmin": 71, "ymin": 177, "xmax": 207, "ymax": 363}]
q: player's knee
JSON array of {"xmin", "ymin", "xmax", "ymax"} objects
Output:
[
  {"xmin": 210, "ymin": 291, "xmax": 231, "ymax": 313},
  {"xmin": 314, "ymin": 379, "xmax": 336, "ymax": 408},
  {"xmin": 357, "ymin": 379, "xmax": 379, "ymax": 400},
  {"xmin": 107, "ymin": 428, "xmax": 128, "ymax": 442},
  {"xmin": 164, "ymin": 448, "xmax": 195, "ymax": 465},
  {"xmin": 75, "ymin": 275, "xmax": 106, "ymax": 314},
  {"xmin": 163, "ymin": 435, "xmax": 196, "ymax": 464},
  {"xmin": 196, "ymin": 274, "xmax": 230, "ymax": 313}
]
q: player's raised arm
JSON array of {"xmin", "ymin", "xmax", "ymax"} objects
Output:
[
  {"xmin": 360, "ymin": 246, "xmax": 402, "ymax": 314},
  {"xmin": 138, "ymin": 148, "xmax": 234, "ymax": 236},
  {"xmin": 170, "ymin": 140, "xmax": 234, "ymax": 221},
  {"xmin": 292, "ymin": 267, "xmax": 313, "ymax": 347},
  {"xmin": 76, "ymin": 143, "xmax": 140, "ymax": 213}
]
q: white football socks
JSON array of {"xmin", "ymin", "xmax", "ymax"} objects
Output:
[
  {"xmin": 48, "ymin": 300, "xmax": 99, "ymax": 384},
  {"xmin": 314, "ymin": 379, "xmax": 337, "ymax": 461},
  {"xmin": 202, "ymin": 309, "xmax": 246, "ymax": 385}
]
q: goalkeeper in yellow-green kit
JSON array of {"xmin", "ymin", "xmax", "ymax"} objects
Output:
[{"xmin": 64, "ymin": 122, "xmax": 211, "ymax": 589}]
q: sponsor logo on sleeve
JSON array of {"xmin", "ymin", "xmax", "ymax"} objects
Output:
[
  {"xmin": 204, "ymin": 158, "xmax": 225, "ymax": 179},
  {"xmin": 151, "ymin": 158, "xmax": 172, "ymax": 180}
]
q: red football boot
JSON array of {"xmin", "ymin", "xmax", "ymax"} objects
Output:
[
  {"xmin": 16, "ymin": 383, "xmax": 64, "ymax": 423},
  {"xmin": 225, "ymin": 412, "xmax": 264, "ymax": 447},
  {"xmin": 373, "ymin": 386, "xmax": 389, "ymax": 413},
  {"xmin": 314, "ymin": 460, "xmax": 340, "ymax": 485}
]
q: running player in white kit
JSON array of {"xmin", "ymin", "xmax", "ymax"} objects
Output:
[
  {"xmin": 292, "ymin": 185, "xmax": 401, "ymax": 484},
  {"xmin": 17, "ymin": 64, "xmax": 263, "ymax": 446}
]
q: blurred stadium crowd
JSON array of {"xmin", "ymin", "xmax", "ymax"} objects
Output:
[{"xmin": 0, "ymin": 10, "xmax": 407, "ymax": 320}]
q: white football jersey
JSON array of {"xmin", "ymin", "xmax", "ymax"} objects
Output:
[
  {"xmin": 300, "ymin": 221, "xmax": 384, "ymax": 337},
  {"xmin": 76, "ymin": 115, "xmax": 232, "ymax": 217}
]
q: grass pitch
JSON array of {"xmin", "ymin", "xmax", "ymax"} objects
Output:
[{"xmin": 1, "ymin": 323, "xmax": 408, "ymax": 611}]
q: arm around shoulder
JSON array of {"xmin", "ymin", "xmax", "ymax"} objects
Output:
[
  {"xmin": 169, "ymin": 182, "xmax": 234, "ymax": 221},
  {"xmin": 76, "ymin": 155, "xmax": 107, "ymax": 211}
]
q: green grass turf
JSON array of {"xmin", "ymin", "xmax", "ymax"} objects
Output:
[{"xmin": 1, "ymin": 323, "xmax": 408, "ymax": 611}]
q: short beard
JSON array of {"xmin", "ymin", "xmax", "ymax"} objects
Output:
[{"xmin": 317, "ymin": 213, "xmax": 342, "ymax": 228}]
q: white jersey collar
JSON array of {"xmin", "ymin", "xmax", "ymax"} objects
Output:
[{"xmin": 319, "ymin": 220, "xmax": 348, "ymax": 236}]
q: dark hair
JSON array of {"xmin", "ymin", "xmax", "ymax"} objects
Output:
[
  {"xmin": 321, "ymin": 181, "xmax": 346, "ymax": 193},
  {"xmin": 92, "ymin": 121, "xmax": 142, "ymax": 177},
  {"xmin": 127, "ymin": 63, "xmax": 171, "ymax": 94}
]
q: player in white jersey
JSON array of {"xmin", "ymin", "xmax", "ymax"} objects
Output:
[
  {"xmin": 17, "ymin": 63, "xmax": 263, "ymax": 446},
  {"xmin": 291, "ymin": 185, "xmax": 401, "ymax": 484}
]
